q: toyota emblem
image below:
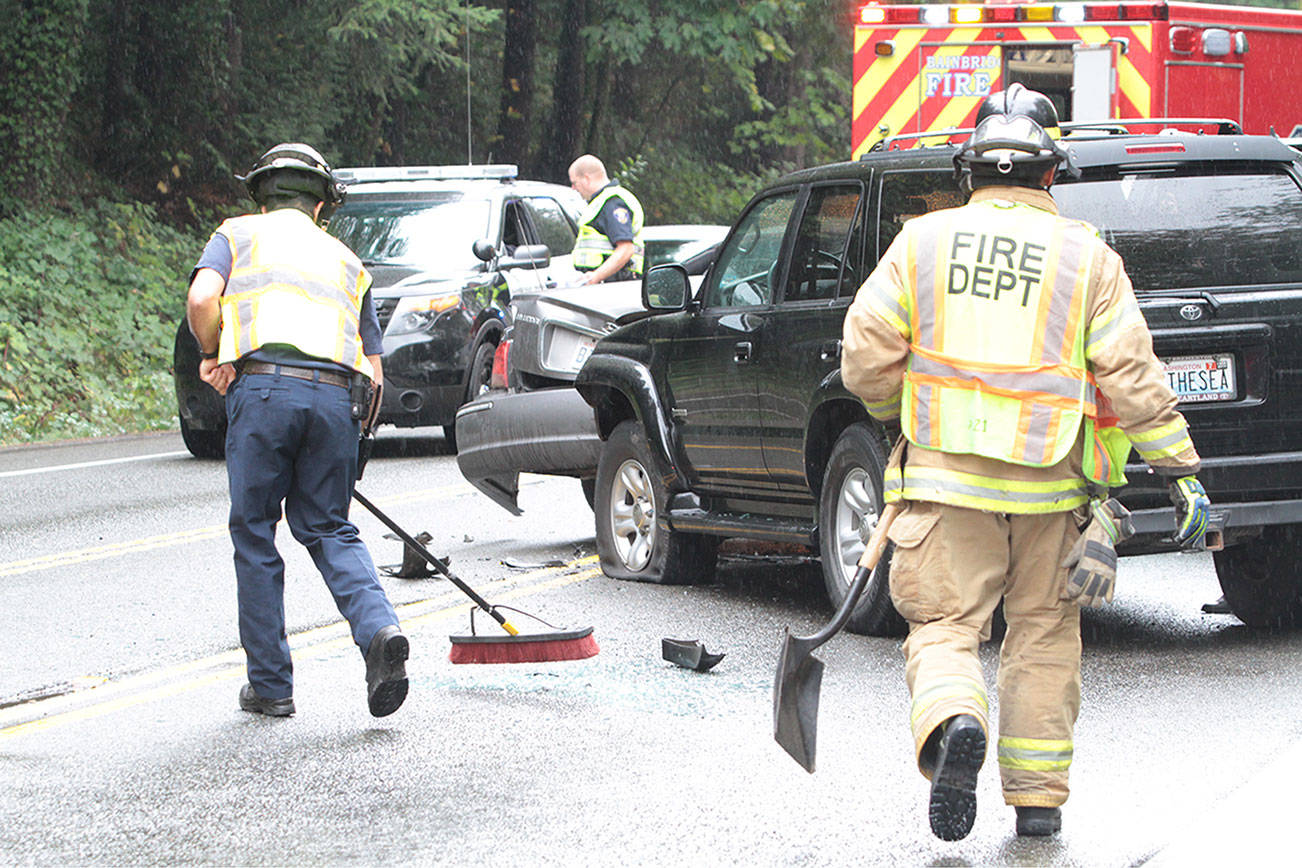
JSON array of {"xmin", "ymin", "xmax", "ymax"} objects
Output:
[{"xmin": 1179, "ymin": 304, "xmax": 1204, "ymax": 322}]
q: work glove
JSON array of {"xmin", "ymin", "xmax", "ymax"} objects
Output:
[
  {"xmin": 1061, "ymin": 498, "xmax": 1135, "ymax": 607},
  {"xmin": 1169, "ymin": 475, "xmax": 1210, "ymax": 550}
]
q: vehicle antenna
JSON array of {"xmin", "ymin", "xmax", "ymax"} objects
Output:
[{"xmin": 465, "ymin": 0, "xmax": 473, "ymax": 164}]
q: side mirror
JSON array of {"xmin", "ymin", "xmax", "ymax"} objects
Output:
[
  {"xmin": 499, "ymin": 243, "xmax": 551, "ymax": 270},
  {"xmin": 472, "ymin": 239, "xmax": 497, "ymax": 262},
  {"xmin": 643, "ymin": 264, "xmax": 690, "ymax": 311}
]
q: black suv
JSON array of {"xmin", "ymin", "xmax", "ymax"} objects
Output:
[
  {"xmin": 575, "ymin": 128, "xmax": 1302, "ymax": 632},
  {"xmin": 173, "ymin": 164, "xmax": 585, "ymax": 456}
]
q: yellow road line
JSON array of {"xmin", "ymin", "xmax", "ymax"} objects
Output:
[
  {"xmin": 0, "ymin": 483, "xmax": 476, "ymax": 578},
  {"xmin": 0, "ymin": 560, "xmax": 601, "ymax": 740}
]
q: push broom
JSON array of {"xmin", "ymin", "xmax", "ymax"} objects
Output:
[{"xmin": 353, "ymin": 490, "xmax": 599, "ymax": 664}]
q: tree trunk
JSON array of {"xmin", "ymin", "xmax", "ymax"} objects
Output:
[
  {"xmin": 495, "ymin": 0, "xmax": 536, "ymax": 170},
  {"xmin": 539, "ymin": 0, "xmax": 586, "ymax": 183}
]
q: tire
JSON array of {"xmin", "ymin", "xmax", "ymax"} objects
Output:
[
  {"xmin": 580, "ymin": 477, "xmax": 597, "ymax": 511},
  {"xmin": 465, "ymin": 340, "xmax": 497, "ymax": 403},
  {"xmin": 1212, "ymin": 525, "xmax": 1302, "ymax": 628},
  {"xmin": 594, "ymin": 420, "xmax": 718, "ymax": 584},
  {"xmin": 180, "ymin": 416, "xmax": 225, "ymax": 459},
  {"xmin": 818, "ymin": 422, "xmax": 905, "ymax": 636}
]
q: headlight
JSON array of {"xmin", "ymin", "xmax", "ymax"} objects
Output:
[{"xmin": 387, "ymin": 293, "xmax": 462, "ymax": 335}]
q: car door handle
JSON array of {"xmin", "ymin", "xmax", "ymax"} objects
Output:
[
  {"xmin": 820, "ymin": 339, "xmax": 841, "ymax": 362},
  {"xmin": 734, "ymin": 341, "xmax": 752, "ymax": 363}
]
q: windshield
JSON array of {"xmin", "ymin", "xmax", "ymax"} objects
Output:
[
  {"xmin": 1054, "ymin": 169, "xmax": 1302, "ymax": 290},
  {"xmin": 328, "ymin": 192, "xmax": 491, "ymax": 272}
]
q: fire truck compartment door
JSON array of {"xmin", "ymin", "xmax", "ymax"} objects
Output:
[
  {"xmin": 1072, "ymin": 44, "xmax": 1115, "ymax": 121},
  {"xmin": 1165, "ymin": 63, "xmax": 1243, "ymax": 124}
]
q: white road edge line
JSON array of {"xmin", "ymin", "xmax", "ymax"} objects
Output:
[{"xmin": 0, "ymin": 450, "xmax": 191, "ymax": 479}]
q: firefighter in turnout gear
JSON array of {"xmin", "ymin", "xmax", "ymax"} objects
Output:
[
  {"xmin": 568, "ymin": 154, "xmax": 645, "ymax": 284},
  {"xmin": 186, "ymin": 143, "xmax": 410, "ymax": 720},
  {"xmin": 841, "ymin": 85, "xmax": 1209, "ymax": 840}
]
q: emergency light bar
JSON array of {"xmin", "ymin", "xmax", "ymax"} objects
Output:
[
  {"xmin": 858, "ymin": 2, "xmax": 1170, "ymax": 26},
  {"xmin": 334, "ymin": 164, "xmax": 519, "ymax": 184}
]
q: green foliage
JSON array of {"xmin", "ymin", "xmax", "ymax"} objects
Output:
[
  {"xmin": 628, "ymin": 148, "xmax": 785, "ymax": 226},
  {"xmin": 0, "ymin": 200, "xmax": 203, "ymax": 444},
  {"xmin": 0, "ymin": 0, "xmax": 90, "ymax": 212}
]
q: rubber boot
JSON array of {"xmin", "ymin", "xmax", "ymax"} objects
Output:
[
  {"xmin": 1015, "ymin": 806, "xmax": 1062, "ymax": 837},
  {"xmin": 929, "ymin": 714, "xmax": 986, "ymax": 841}
]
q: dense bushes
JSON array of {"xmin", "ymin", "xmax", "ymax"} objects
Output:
[{"xmin": 0, "ymin": 200, "xmax": 206, "ymax": 444}]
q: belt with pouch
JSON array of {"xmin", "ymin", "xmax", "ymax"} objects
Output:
[{"xmin": 241, "ymin": 361, "xmax": 351, "ymax": 389}]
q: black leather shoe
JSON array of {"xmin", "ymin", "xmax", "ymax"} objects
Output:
[
  {"xmin": 239, "ymin": 683, "xmax": 295, "ymax": 717},
  {"xmin": 929, "ymin": 714, "xmax": 986, "ymax": 841},
  {"xmin": 365, "ymin": 624, "xmax": 409, "ymax": 717},
  {"xmin": 1015, "ymin": 806, "xmax": 1062, "ymax": 836}
]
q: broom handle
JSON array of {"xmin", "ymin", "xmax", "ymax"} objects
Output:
[{"xmin": 353, "ymin": 490, "xmax": 520, "ymax": 635}]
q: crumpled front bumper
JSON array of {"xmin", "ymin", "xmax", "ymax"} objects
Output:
[{"xmin": 454, "ymin": 387, "xmax": 602, "ymax": 514}]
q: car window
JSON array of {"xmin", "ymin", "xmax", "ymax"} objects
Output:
[
  {"xmin": 329, "ymin": 193, "xmax": 492, "ymax": 271},
  {"xmin": 839, "ymin": 190, "xmax": 869, "ymax": 298},
  {"xmin": 782, "ymin": 184, "xmax": 863, "ymax": 303},
  {"xmin": 1054, "ymin": 169, "xmax": 1302, "ymax": 290},
  {"xmin": 524, "ymin": 196, "xmax": 578, "ymax": 257},
  {"xmin": 876, "ymin": 170, "xmax": 964, "ymax": 261},
  {"xmin": 703, "ymin": 192, "xmax": 798, "ymax": 308},
  {"xmin": 501, "ymin": 200, "xmax": 534, "ymax": 255}
]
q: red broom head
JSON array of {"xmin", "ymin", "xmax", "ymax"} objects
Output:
[{"xmin": 448, "ymin": 627, "xmax": 599, "ymax": 664}]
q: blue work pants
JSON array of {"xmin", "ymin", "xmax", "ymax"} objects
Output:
[{"xmin": 225, "ymin": 370, "xmax": 397, "ymax": 700}]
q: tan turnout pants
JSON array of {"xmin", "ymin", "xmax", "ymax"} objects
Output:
[{"xmin": 887, "ymin": 500, "xmax": 1083, "ymax": 808}]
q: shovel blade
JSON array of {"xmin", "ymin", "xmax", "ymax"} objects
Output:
[{"xmin": 773, "ymin": 629, "xmax": 825, "ymax": 773}]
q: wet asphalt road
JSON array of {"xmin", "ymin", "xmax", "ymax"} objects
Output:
[{"xmin": 1, "ymin": 432, "xmax": 1300, "ymax": 866}]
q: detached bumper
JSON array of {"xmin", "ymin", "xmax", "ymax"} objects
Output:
[{"xmin": 454, "ymin": 387, "xmax": 601, "ymax": 515}]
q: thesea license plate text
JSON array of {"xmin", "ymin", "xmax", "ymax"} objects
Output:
[{"xmin": 1163, "ymin": 354, "xmax": 1235, "ymax": 403}]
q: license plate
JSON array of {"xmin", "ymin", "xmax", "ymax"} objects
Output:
[
  {"xmin": 573, "ymin": 337, "xmax": 596, "ymax": 370},
  {"xmin": 1162, "ymin": 353, "xmax": 1235, "ymax": 403}
]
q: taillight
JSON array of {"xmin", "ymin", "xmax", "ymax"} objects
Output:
[{"xmin": 490, "ymin": 339, "xmax": 511, "ymax": 390}]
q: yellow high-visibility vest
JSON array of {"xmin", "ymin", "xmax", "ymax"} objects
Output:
[
  {"xmin": 887, "ymin": 198, "xmax": 1130, "ymax": 500},
  {"xmin": 573, "ymin": 185, "xmax": 645, "ymax": 275},
  {"xmin": 215, "ymin": 209, "xmax": 374, "ymax": 379}
]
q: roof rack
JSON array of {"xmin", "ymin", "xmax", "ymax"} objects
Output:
[
  {"xmin": 333, "ymin": 164, "xmax": 519, "ymax": 184},
  {"xmin": 867, "ymin": 118, "xmax": 1243, "ymax": 155}
]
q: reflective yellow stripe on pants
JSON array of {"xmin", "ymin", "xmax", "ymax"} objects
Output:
[{"xmin": 998, "ymin": 736, "xmax": 1074, "ymax": 772}]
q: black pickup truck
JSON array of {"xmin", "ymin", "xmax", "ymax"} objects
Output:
[{"xmin": 575, "ymin": 127, "xmax": 1302, "ymax": 633}]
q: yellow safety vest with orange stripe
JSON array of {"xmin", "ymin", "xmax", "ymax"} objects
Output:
[
  {"xmin": 864, "ymin": 197, "xmax": 1131, "ymax": 511},
  {"xmin": 215, "ymin": 209, "xmax": 375, "ymax": 380}
]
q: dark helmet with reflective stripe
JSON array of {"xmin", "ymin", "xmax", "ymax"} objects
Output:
[
  {"xmin": 237, "ymin": 142, "xmax": 346, "ymax": 209},
  {"xmin": 954, "ymin": 84, "xmax": 1075, "ymax": 189}
]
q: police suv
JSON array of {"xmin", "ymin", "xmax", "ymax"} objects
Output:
[{"xmin": 575, "ymin": 124, "xmax": 1302, "ymax": 632}]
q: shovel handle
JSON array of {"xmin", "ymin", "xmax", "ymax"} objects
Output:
[{"xmin": 804, "ymin": 502, "xmax": 901, "ymax": 647}]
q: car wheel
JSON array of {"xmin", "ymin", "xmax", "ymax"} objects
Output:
[
  {"xmin": 818, "ymin": 422, "xmax": 904, "ymax": 636},
  {"xmin": 594, "ymin": 420, "xmax": 718, "ymax": 584},
  {"xmin": 466, "ymin": 340, "xmax": 497, "ymax": 402},
  {"xmin": 180, "ymin": 416, "xmax": 225, "ymax": 459},
  {"xmin": 1212, "ymin": 525, "xmax": 1302, "ymax": 628},
  {"xmin": 580, "ymin": 477, "xmax": 597, "ymax": 511}
]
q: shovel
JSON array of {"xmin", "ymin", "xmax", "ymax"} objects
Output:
[{"xmin": 773, "ymin": 501, "xmax": 901, "ymax": 773}]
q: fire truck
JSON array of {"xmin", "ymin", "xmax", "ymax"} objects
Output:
[{"xmin": 853, "ymin": 0, "xmax": 1302, "ymax": 156}]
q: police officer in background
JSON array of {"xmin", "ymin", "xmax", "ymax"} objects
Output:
[
  {"xmin": 841, "ymin": 86, "xmax": 1210, "ymax": 840},
  {"xmin": 186, "ymin": 143, "xmax": 410, "ymax": 719},
  {"xmin": 567, "ymin": 154, "xmax": 645, "ymax": 284}
]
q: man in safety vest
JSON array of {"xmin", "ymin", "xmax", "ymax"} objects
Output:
[
  {"xmin": 567, "ymin": 154, "xmax": 645, "ymax": 284},
  {"xmin": 186, "ymin": 143, "xmax": 410, "ymax": 719},
  {"xmin": 842, "ymin": 86, "xmax": 1210, "ymax": 840}
]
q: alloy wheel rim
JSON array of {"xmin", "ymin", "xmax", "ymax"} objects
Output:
[
  {"xmin": 610, "ymin": 458, "xmax": 656, "ymax": 570},
  {"xmin": 834, "ymin": 466, "xmax": 880, "ymax": 589}
]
